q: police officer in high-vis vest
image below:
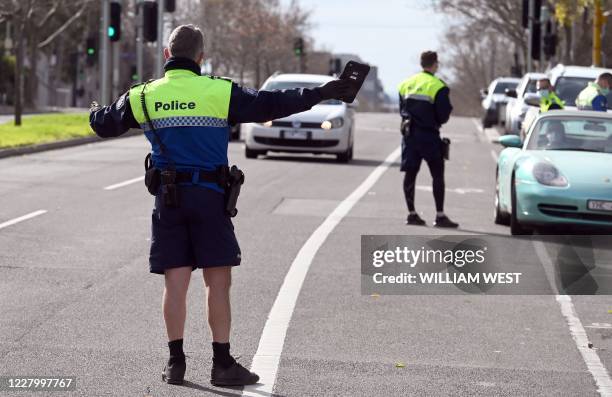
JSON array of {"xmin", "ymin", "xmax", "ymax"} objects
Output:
[
  {"xmin": 536, "ymin": 78, "xmax": 564, "ymax": 112},
  {"xmin": 89, "ymin": 25, "xmax": 351, "ymax": 387},
  {"xmin": 576, "ymin": 72, "xmax": 612, "ymax": 111},
  {"xmin": 398, "ymin": 51, "xmax": 458, "ymax": 228}
]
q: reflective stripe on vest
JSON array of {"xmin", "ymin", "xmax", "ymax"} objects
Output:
[
  {"xmin": 576, "ymin": 83, "xmax": 600, "ymax": 110},
  {"xmin": 398, "ymin": 72, "xmax": 446, "ymax": 103}
]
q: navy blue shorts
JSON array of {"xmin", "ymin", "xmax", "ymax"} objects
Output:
[
  {"xmin": 401, "ymin": 130, "xmax": 444, "ymax": 172},
  {"xmin": 149, "ymin": 186, "xmax": 241, "ymax": 274}
]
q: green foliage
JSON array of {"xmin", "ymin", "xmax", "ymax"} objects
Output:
[{"xmin": 0, "ymin": 113, "xmax": 94, "ymax": 148}]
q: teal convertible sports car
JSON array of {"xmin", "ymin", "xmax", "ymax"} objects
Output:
[{"xmin": 495, "ymin": 110, "xmax": 612, "ymax": 235}]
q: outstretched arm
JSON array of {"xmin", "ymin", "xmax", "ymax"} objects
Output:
[
  {"xmin": 89, "ymin": 92, "xmax": 140, "ymax": 138},
  {"xmin": 227, "ymin": 80, "xmax": 351, "ymax": 125}
]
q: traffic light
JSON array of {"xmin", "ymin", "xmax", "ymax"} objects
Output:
[
  {"xmin": 293, "ymin": 37, "xmax": 304, "ymax": 57},
  {"xmin": 166, "ymin": 0, "xmax": 176, "ymax": 12},
  {"xmin": 86, "ymin": 36, "xmax": 97, "ymax": 66},
  {"xmin": 108, "ymin": 1, "xmax": 121, "ymax": 42},
  {"xmin": 130, "ymin": 65, "xmax": 138, "ymax": 81},
  {"xmin": 544, "ymin": 33, "xmax": 557, "ymax": 59},
  {"xmin": 522, "ymin": 0, "xmax": 542, "ymax": 28},
  {"xmin": 531, "ymin": 22, "xmax": 541, "ymax": 61},
  {"xmin": 143, "ymin": 1, "xmax": 158, "ymax": 42}
]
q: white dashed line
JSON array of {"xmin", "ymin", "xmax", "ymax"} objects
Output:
[
  {"xmin": 490, "ymin": 149, "xmax": 499, "ymax": 162},
  {"xmin": 0, "ymin": 210, "xmax": 47, "ymax": 230},
  {"xmin": 103, "ymin": 176, "xmax": 144, "ymax": 191},
  {"xmin": 242, "ymin": 146, "xmax": 402, "ymax": 396},
  {"xmin": 533, "ymin": 240, "xmax": 612, "ymax": 396}
]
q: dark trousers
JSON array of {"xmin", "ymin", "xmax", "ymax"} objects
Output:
[{"xmin": 401, "ymin": 131, "xmax": 445, "ymax": 213}]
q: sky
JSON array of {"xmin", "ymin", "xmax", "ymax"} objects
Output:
[{"xmin": 280, "ymin": 0, "xmax": 444, "ymax": 97}]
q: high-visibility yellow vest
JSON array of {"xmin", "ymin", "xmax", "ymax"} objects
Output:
[{"xmin": 398, "ymin": 72, "xmax": 446, "ymax": 103}]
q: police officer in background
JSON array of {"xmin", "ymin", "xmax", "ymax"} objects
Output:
[
  {"xmin": 398, "ymin": 51, "xmax": 458, "ymax": 228},
  {"xmin": 89, "ymin": 25, "xmax": 351, "ymax": 387},
  {"xmin": 576, "ymin": 72, "xmax": 612, "ymax": 111},
  {"xmin": 537, "ymin": 78, "xmax": 564, "ymax": 112}
]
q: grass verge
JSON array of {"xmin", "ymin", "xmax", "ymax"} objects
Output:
[{"xmin": 0, "ymin": 113, "xmax": 93, "ymax": 149}]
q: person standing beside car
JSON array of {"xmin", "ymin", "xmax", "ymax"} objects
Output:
[
  {"xmin": 537, "ymin": 78, "xmax": 564, "ymax": 112},
  {"xmin": 397, "ymin": 51, "xmax": 458, "ymax": 228},
  {"xmin": 576, "ymin": 72, "xmax": 612, "ymax": 111}
]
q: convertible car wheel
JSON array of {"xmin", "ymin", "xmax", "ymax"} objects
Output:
[{"xmin": 510, "ymin": 175, "xmax": 532, "ymax": 236}]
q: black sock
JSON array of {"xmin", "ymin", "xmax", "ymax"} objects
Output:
[
  {"xmin": 168, "ymin": 339, "xmax": 185, "ymax": 362},
  {"xmin": 212, "ymin": 342, "xmax": 235, "ymax": 368}
]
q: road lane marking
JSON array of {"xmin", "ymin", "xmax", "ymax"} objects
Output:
[
  {"xmin": 103, "ymin": 176, "xmax": 144, "ymax": 191},
  {"xmin": 243, "ymin": 146, "xmax": 402, "ymax": 396},
  {"xmin": 533, "ymin": 240, "xmax": 612, "ymax": 396},
  {"xmin": 471, "ymin": 117, "xmax": 500, "ymax": 143},
  {"xmin": 0, "ymin": 210, "xmax": 47, "ymax": 230}
]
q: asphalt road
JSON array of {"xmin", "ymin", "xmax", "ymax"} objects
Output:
[{"xmin": 1, "ymin": 113, "xmax": 611, "ymax": 396}]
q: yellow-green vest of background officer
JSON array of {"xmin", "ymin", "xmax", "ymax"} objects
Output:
[
  {"xmin": 540, "ymin": 91, "xmax": 564, "ymax": 112},
  {"xmin": 575, "ymin": 73, "xmax": 612, "ymax": 112},
  {"xmin": 398, "ymin": 72, "xmax": 446, "ymax": 104}
]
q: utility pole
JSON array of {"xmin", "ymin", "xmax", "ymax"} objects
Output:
[
  {"xmin": 100, "ymin": 0, "xmax": 110, "ymax": 105},
  {"xmin": 593, "ymin": 0, "xmax": 603, "ymax": 67},
  {"xmin": 155, "ymin": 0, "xmax": 165, "ymax": 77},
  {"xmin": 527, "ymin": 0, "xmax": 534, "ymax": 73},
  {"xmin": 540, "ymin": 4, "xmax": 548, "ymax": 71},
  {"xmin": 136, "ymin": 0, "xmax": 144, "ymax": 83}
]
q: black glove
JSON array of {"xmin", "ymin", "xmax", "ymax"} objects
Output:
[
  {"xmin": 89, "ymin": 100, "xmax": 102, "ymax": 113},
  {"xmin": 316, "ymin": 79, "xmax": 353, "ymax": 101}
]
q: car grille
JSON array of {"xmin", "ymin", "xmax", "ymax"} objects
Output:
[
  {"xmin": 272, "ymin": 121, "xmax": 323, "ymax": 129},
  {"xmin": 538, "ymin": 204, "xmax": 612, "ymax": 223},
  {"xmin": 253, "ymin": 136, "xmax": 339, "ymax": 148}
]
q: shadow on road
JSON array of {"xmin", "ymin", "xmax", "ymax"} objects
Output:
[
  {"xmin": 180, "ymin": 380, "xmax": 242, "ymax": 396},
  {"xmin": 256, "ymin": 154, "xmax": 399, "ymax": 168}
]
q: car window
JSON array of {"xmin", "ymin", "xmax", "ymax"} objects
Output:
[
  {"xmin": 524, "ymin": 79, "xmax": 538, "ymax": 95},
  {"xmin": 527, "ymin": 117, "xmax": 612, "ymax": 153},
  {"xmin": 553, "ymin": 76, "xmax": 612, "ymax": 106},
  {"xmin": 493, "ymin": 81, "xmax": 518, "ymax": 94},
  {"xmin": 262, "ymin": 81, "xmax": 342, "ymax": 105}
]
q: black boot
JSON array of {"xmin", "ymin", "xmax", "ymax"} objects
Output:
[
  {"xmin": 162, "ymin": 356, "xmax": 186, "ymax": 385},
  {"xmin": 162, "ymin": 339, "xmax": 186, "ymax": 385},
  {"xmin": 210, "ymin": 342, "xmax": 259, "ymax": 386},
  {"xmin": 406, "ymin": 213, "xmax": 426, "ymax": 226},
  {"xmin": 211, "ymin": 360, "xmax": 259, "ymax": 387},
  {"xmin": 434, "ymin": 215, "xmax": 459, "ymax": 228}
]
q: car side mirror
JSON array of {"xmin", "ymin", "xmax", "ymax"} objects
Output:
[
  {"xmin": 480, "ymin": 89, "xmax": 488, "ymax": 99},
  {"xmin": 505, "ymin": 88, "xmax": 517, "ymax": 98},
  {"xmin": 497, "ymin": 135, "xmax": 522, "ymax": 148},
  {"xmin": 524, "ymin": 93, "xmax": 541, "ymax": 107}
]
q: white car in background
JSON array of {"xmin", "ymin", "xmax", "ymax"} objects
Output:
[
  {"xmin": 504, "ymin": 72, "xmax": 546, "ymax": 135},
  {"xmin": 243, "ymin": 73, "xmax": 356, "ymax": 162},
  {"xmin": 481, "ymin": 77, "xmax": 520, "ymax": 128}
]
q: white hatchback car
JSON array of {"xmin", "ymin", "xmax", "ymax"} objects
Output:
[{"xmin": 243, "ymin": 73, "xmax": 356, "ymax": 162}]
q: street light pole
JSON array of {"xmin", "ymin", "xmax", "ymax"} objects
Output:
[
  {"xmin": 527, "ymin": 0, "xmax": 534, "ymax": 73},
  {"xmin": 100, "ymin": 0, "xmax": 110, "ymax": 105},
  {"xmin": 593, "ymin": 0, "xmax": 603, "ymax": 67},
  {"xmin": 136, "ymin": 0, "xmax": 144, "ymax": 83},
  {"xmin": 155, "ymin": 0, "xmax": 165, "ymax": 77}
]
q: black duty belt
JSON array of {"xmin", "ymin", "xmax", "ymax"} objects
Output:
[{"xmin": 171, "ymin": 169, "xmax": 228, "ymax": 187}]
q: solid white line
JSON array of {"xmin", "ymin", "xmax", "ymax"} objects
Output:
[
  {"xmin": 533, "ymin": 240, "xmax": 612, "ymax": 396},
  {"xmin": 103, "ymin": 176, "xmax": 144, "ymax": 191},
  {"xmin": 0, "ymin": 210, "xmax": 47, "ymax": 230},
  {"xmin": 242, "ymin": 146, "xmax": 402, "ymax": 396}
]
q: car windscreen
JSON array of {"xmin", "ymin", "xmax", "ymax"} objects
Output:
[
  {"xmin": 493, "ymin": 81, "xmax": 518, "ymax": 94},
  {"xmin": 527, "ymin": 117, "xmax": 612, "ymax": 153},
  {"xmin": 524, "ymin": 79, "xmax": 538, "ymax": 95},
  {"xmin": 554, "ymin": 76, "xmax": 612, "ymax": 106},
  {"xmin": 262, "ymin": 81, "xmax": 343, "ymax": 105}
]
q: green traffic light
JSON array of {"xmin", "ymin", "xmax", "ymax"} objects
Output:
[
  {"xmin": 87, "ymin": 48, "xmax": 95, "ymax": 55},
  {"xmin": 131, "ymin": 74, "xmax": 138, "ymax": 81},
  {"xmin": 108, "ymin": 26, "xmax": 116, "ymax": 38},
  {"xmin": 295, "ymin": 49, "xmax": 302, "ymax": 56}
]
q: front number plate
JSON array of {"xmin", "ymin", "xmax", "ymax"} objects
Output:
[
  {"xmin": 283, "ymin": 129, "xmax": 308, "ymax": 140},
  {"xmin": 587, "ymin": 200, "xmax": 612, "ymax": 212}
]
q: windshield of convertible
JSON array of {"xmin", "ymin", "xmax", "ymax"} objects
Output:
[
  {"xmin": 527, "ymin": 117, "xmax": 612, "ymax": 153},
  {"xmin": 263, "ymin": 81, "xmax": 343, "ymax": 105}
]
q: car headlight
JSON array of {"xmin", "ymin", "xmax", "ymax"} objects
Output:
[
  {"xmin": 321, "ymin": 117, "xmax": 344, "ymax": 130},
  {"xmin": 260, "ymin": 121, "xmax": 273, "ymax": 127},
  {"xmin": 532, "ymin": 162, "xmax": 568, "ymax": 187}
]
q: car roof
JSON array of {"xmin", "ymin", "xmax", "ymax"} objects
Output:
[
  {"xmin": 536, "ymin": 109, "xmax": 612, "ymax": 120},
  {"xmin": 493, "ymin": 77, "xmax": 521, "ymax": 83},
  {"xmin": 266, "ymin": 73, "xmax": 334, "ymax": 84},
  {"xmin": 550, "ymin": 64, "xmax": 612, "ymax": 79},
  {"xmin": 523, "ymin": 72, "xmax": 547, "ymax": 80}
]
